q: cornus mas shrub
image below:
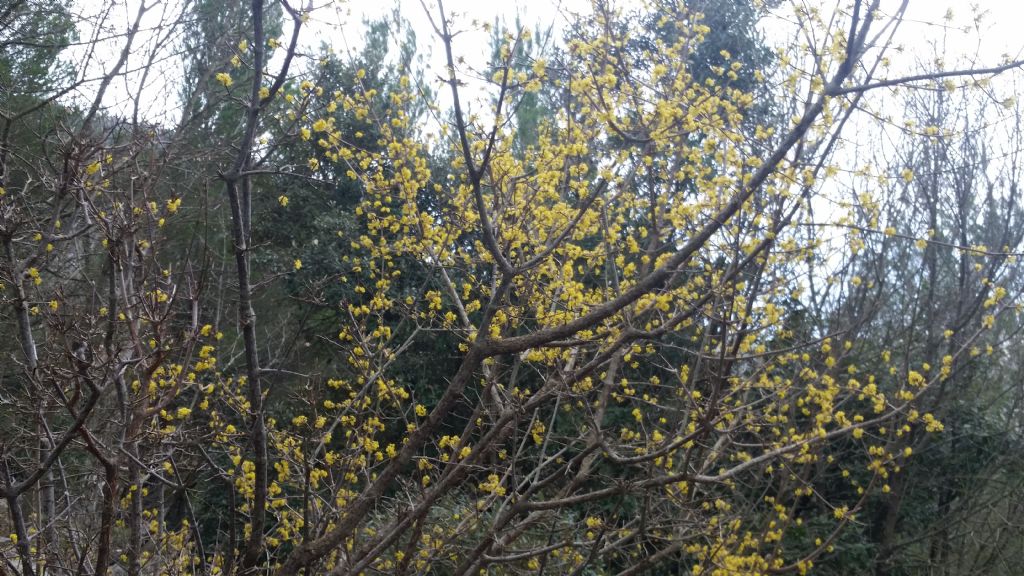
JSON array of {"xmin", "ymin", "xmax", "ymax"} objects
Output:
[{"xmin": 2, "ymin": 0, "xmax": 1024, "ymax": 574}]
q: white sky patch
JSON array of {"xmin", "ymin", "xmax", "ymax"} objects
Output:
[
  {"xmin": 317, "ymin": 1, "xmax": 1024, "ymax": 133},
  {"xmin": 57, "ymin": 0, "xmax": 1024, "ymax": 128},
  {"xmin": 327, "ymin": 1, "xmax": 1024, "ymax": 73}
]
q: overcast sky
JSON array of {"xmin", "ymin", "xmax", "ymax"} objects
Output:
[
  {"xmin": 321, "ymin": 1, "xmax": 1024, "ymax": 68},
  {"xmin": 299, "ymin": 1, "xmax": 1024, "ymax": 144},
  {"xmin": 65, "ymin": 0, "xmax": 1024, "ymax": 126}
]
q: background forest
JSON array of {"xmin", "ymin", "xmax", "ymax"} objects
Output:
[{"xmin": 2, "ymin": 0, "xmax": 1024, "ymax": 574}]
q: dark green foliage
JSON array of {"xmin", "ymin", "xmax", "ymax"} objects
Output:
[{"xmin": 0, "ymin": 0, "xmax": 76, "ymax": 104}]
